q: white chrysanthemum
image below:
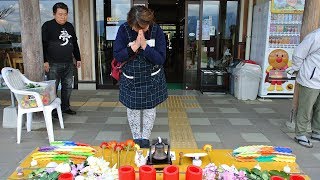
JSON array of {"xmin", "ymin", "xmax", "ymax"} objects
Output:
[
  {"xmin": 55, "ymin": 163, "xmax": 71, "ymax": 173},
  {"xmin": 80, "ymin": 156, "xmax": 118, "ymax": 179}
]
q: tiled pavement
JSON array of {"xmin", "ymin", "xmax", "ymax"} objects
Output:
[{"xmin": 0, "ymin": 89, "xmax": 319, "ymax": 179}]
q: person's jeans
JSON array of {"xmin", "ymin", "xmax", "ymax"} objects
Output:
[{"xmin": 47, "ymin": 63, "xmax": 74, "ymax": 111}]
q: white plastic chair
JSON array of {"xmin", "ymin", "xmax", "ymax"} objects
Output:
[{"xmin": 1, "ymin": 67, "xmax": 64, "ymax": 144}]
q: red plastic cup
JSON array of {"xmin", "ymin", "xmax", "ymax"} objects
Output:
[
  {"xmin": 270, "ymin": 176, "xmax": 285, "ymax": 180},
  {"xmin": 119, "ymin": 165, "xmax": 135, "ymax": 180},
  {"xmin": 290, "ymin": 175, "xmax": 305, "ymax": 180},
  {"xmin": 58, "ymin": 172, "xmax": 73, "ymax": 180},
  {"xmin": 139, "ymin": 165, "xmax": 156, "ymax": 180},
  {"xmin": 163, "ymin": 165, "xmax": 179, "ymax": 180},
  {"xmin": 186, "ymin": 165, "xmax": 202, "ymax": 180}
]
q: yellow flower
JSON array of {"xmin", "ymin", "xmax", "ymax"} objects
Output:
[
  {"xmin": 134, "ymin": 144, "xmax": 140, "ymax": 151},
  {"xmin": 203, "ymin": 144, "xmax": 213, "ymax": 152}
]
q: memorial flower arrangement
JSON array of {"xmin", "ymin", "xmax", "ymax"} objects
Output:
[
  {"xmin": 202, "ymin": 163, "xmax": 290, "ymax": 180},
  {"xmin": 28, "ymin": 156, "xmax": 118, "ymax": 179},
  {"xmin": 203, "ymin": 163, "xmax": 247, "ymax": 180}
]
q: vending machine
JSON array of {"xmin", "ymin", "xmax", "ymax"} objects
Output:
[{"xmin": 250, "ymin": 0, "xmax": 305, "ymax": 98}]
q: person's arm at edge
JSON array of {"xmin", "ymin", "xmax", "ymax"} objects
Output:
[{"xmin": 42, "ymin": 22, "xmax": 50, "ymax": 72}]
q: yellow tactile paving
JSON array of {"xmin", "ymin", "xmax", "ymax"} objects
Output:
[
  {"xmin": 82, "ymin": 101, "xmax": 102, "ymax": 106},
  {"xmin": 100, "ymin": 102, "xmax": 118, "ymax": 107},
  {"xmin": 166, "ymin": 96, "xmax": 198, "ymax": 149},
  {"xmin": 70, "ymin": 101, "xmax": 86, "ymax": 107}
]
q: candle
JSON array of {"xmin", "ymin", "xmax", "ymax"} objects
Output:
[
  {"xmin": 289, "ymin": 175, "xmax": 305, "ymax": 180},
  {"xmin": 58, "ymin": 172, "xmax": 73, "ymax": 180},
  {"xmin": 163, "ymin": 165, "xmax": 179, "ymax": 180},
  {"xmin": 119, "ymin": 165, "xmax": 135, "ymax": 180},
  {"xmin": 270, "ymin": 176, "xmax": 285, "ymax": 180},
  {"xmin": 139, "ymin": 165, "xmax": 156, "ymax": 180},
  {"xmin": 186, "ymin": 165, "xmax": 202, "ymax": 180}
]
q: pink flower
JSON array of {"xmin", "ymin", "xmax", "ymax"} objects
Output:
[{"xmin": 222, "ymin": 171, "xmax": 235, "ymax": 180}]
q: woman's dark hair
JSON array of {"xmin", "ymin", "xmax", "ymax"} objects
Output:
[
  {"xmin": 53, "ymin": 2, "xmax": 69, "ymax": 14},
  {"xmin": 127, "ymin": 5, "xmax": 154, "ymax": 29}
]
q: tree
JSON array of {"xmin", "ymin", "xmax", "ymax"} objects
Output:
[
  {"xmin": 18, "ymin": 0, "xmax": 45, "ymax": 129},
  {"xmin": 288, "ymin": 0, "xmax": 320, "ymax": 128},
  {"xmin": 0, "ymin": 5, "xmax": 15, "ymax": 19},
  {"xmin": 19, "ymin": 0, "xmax": 44, "ymax": 81}
]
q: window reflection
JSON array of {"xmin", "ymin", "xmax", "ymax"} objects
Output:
[{"xmin": 225, "ymin": 1, "xmax": 238, "ymax": 39}]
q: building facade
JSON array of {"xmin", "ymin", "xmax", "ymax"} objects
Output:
[{"xmin": 0, "ymin": 0, "xmax": 253, "ymax": 90}]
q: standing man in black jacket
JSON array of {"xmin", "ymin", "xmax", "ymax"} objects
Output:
[{"xmin": 42, "ymin": 2, "xmax": 81, "ymax": 115}]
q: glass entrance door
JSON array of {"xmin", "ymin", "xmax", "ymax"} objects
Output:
[
  {"xmin": 184, "ymin": 0, "xmax": 239, "ymax": 90},
  {"xmin": 95, "ymin": 0, "xmax": 131, "ymax": 88},
  {"xmin": 184, "ymin": 2, "xmax": 200, "ymax": 90}
]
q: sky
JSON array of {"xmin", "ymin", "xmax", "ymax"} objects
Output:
[{"xmin": 0, "ymin": 0, "xmax": 74, "ymax": 33}]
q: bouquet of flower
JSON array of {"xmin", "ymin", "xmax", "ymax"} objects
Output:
[
  {"xmin": 203, "ymin": 163, "xmax": 247, "ymax": 180},
  {"xmin": 28, "ymin": 156, "xmax": 118, "ymax": 180}
]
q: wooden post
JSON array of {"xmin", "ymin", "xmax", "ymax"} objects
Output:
[
  {"xmin": 19, "ymin": 0, "xmax": 44, "ymax": 81},
  {"xmin": 288, "ymin": 0, "xmax": 320, "ymax": 129}
]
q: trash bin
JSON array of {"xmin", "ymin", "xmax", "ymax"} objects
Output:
[
  {"xmin": 227, "ymin": 59, "xmax": 241, "ymax": 95},
  {"xmin": 233, "ymin": 62, "xmax": 262, "ymax": 100}
]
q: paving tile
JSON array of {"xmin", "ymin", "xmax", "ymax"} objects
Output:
[
  {"xmin": 196, "ymin": 142, "xmax": 224, "ymax": 149},
  {"xmin": 194, "ymin": 132, "xmax": 221, "ymax": 142},
  {"xmin": 312, "ymin": 153, "xmax": 320, "ymax": 161},
  {"xmin": 189, "ymin": 118, "xmax": 211, "ymax": 125},
  {"xmin": 73, "ymin": 111, "xmax": 110, "ymax": 117},
  {"xmin": 150, "ymin": 132, "xmax": 169, "ymax": 140},
  {"xmin": 106, "ymin": 117, "xmax": 128, "ymax": 124},
  {"xmin": 157, "ymin": 108, "xmax": 168, "ymax": 113},
  {"xmin": 155, "ymin": 118, "xmax": 168, "ymax": 125},
  {"xmin": 228, "ymin": 118, "xmax": 253, "ymax": 125},
  {"xmin": 211, "ymin": 112, "xmax": 261, "ymax": 118},
  {"xmin": 241, "ymin": 133, "xmax": 270, "ymax": 142},
  {"xmin": 253, "ymin": 108, "xmax": 275, "ymax": 113},
  {"xmin": 86, "ymin": 116, "xmax": 108, "ymax": 124},
  {"xmin": 242, "ymin": 100, "xmax": 262, "ymax": 104},
  {"xmin": 219, "ymin": 108, "xmax": 240, "ymax": 113},
  {"xmin": 88, "ymin": 98, "xmax": 104, "ymax": 102},
  {"xmin": 96, "ymin": 91, "xmax": 111, "ymax": 96},
  {"xmin": 157, "ymin": 112, "xmax": 169, "ymax": 118},
  {"xmin": 100, "ymin": 102, "xmax": 118, "ymax": 107},
  {"xmin": 218, "ymin": 132, "xmax": 246, "ymax": 143},
  {"xmin": 186, "ymin": 108, "xmax": 204, "ymax": 113},
  {"xmin": 63, "ymin": 116, "xmax": 88, "ymax": 123},
  {"xmin": 152, "ymin": 125, "xmax": 169, "ymax": 132},
  {"xmin": 70, "ymin": 131, "xmax": 98, "ymax": 143},
  {"xmin": 213, "ymin": 124, "xmax": 260, "ymax": 133},
  {"xmin": 191, "ymin": 125, "xmax": 215, "ymax": 133},
  {"xmin": 202, "ymin": 107, "xmax": 221, "ymax": 113},
  {"xmin": 77, "ymin": 106, "xmax": 99, "ymax": 111},
  {"xmin": 53, "ymin": 130, "xmax": 75, "ymax": 141},
  {"xmin": 267, "ymin": 118, "xmax": 286, "ymax": 127},
  {"xmin": 96, "ymin": 107, "xmax": 115, "ymax": 112},
  {"xmin": 95, "ymin": 131, "xmax": 122, "ymax": 141},
  {"xmin": 212, "ymin": 99, "xmax": 231, "ymax": 104},
  {"xmin": 113, "ymin": 107, "xmax": 127, "ymax": 112},
  {"xmin": 301, "ymin": 167, "xmax": 320, "ymax": 180}
]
